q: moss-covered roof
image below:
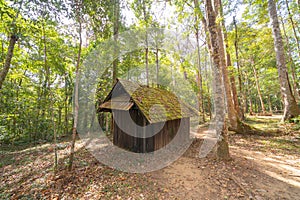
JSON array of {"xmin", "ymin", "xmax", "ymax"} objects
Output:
[{"xmin": 99, "ymin": 79, "xmax": 198, "ymax": 123}]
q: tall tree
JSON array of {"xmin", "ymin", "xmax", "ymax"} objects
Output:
[
  {"xmin": 0, "ymin": 0, "xmax": 23, "ymax": 90},
  {"xmin": 193, "ymin": 0, "xmax": 205, "ymax": 122},
  {"xmin": 284, "ymin": 0, "xmax": 300, "ymax": 58},
  {"xmin": 268, "ymin": 0, "xmax": 300, "ymax": 120},
  {"xmin": 251, "ymin": 59, "xmax": 266, "ymax": 114},
  {"xmin": 279, "ymin": 14, "xmax": 300, "ymax": 103},
  {"xmin": 204, "ymin": 0, "xmax": 230, "ymax": 160},
  {"xmin": 112, "ymin": 0, "xmax": 120, "ymax": 84},
  {"xmin": 233, "ymin": 16, "xmax": 246, "ymax": 115},
  {"xmin": 69, "ymin": 0, "xmax": 83, "ymax": 171},
  {"xmin": 132, "ymin": 0, "xmax": 152, "ymax": 86}
]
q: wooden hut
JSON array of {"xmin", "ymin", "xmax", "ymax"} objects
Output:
[{"xmin": 99, "ymin": 79, "xmax": 197, "ymax": 153}]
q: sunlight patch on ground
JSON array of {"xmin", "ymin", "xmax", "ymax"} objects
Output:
[
  {"xmin": 264, "ymin": 170, "xmax": 300, "ymax": 188},
  {"xmin": 232, "ymin": 147, "xmax": 300, "ymax": 189}
]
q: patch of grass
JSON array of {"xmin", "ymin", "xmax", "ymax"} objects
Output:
[
  {"xmin": 245, "ymin": 117, "xmax": 279, "ymax": 129},
  {"xmin": 293, "ymin": 124, "xmax": 300, "ymax": 131},
  {"xmin": 0, "ymin": 155, "xmax": 16, "ymax": 168},
  {"xmin": 258, "ymin": 138, "xmax": 300, "ymax": 153}
]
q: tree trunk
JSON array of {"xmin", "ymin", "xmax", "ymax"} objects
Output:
[
  {"xmin": 69, "ymin": 2, "xmax": 82, "ymax": 171},
  {"xmin": 195, "ymin": 29, "xmax": 205, "ymax": 122},
  {"xmin": 194, "ymin": 0, "xmax": 205, "ymax": 122},
  {"xmin": 220, "ymin": 10, "xmax": 243, "ymax": 120},
  {"xmin": 145, "ymin": 40, "xmax": 149, "ymax": 86},
  {"xmin": 280, "ymin": 15, "xmax": 300, "ymax": 103},
  {"xmin": 155, "ymin": 47, "xmax": 159, "ymax": 87},
  {"xmin": 0, "ymin": 0, "xmax": 23, "ymax": 90},
  {"xmin": 285, "ymin": 0, "xmax": 300, "ymax": 58},
  {"xmin": 51, "ymin": 94, "xmax": 58, "ymax": 173},
  {"xmin": 64, "ymin": 73, "xmax": 69, "ymax": 135},
  {"xmin": 204, "ymin": 49, "xmax": 212, "ymax": 119},
  {"xmin": 0, "ymin": 35, "xmax": 18, "ymax": 90},
  {"xmin": 204, "ymin": 0, "xmax": 230, "ymax": 160},
  {"xmin": 112, "ymin": 0, "xmax": 119, "ymax": 84},
  {"xmin": 268, "ymin": 0, "xmax": 300, "ymax": 120},
  {"xmin": 214, "ymin": 0, "xmax": 238, "ymax": 131},
  {"xmin": 249, "ymin": 98, "xmax": 253, "ymax": 115},
  {"xmin": 142, "ymin": 2, "xmax": 149, "ymax": 86},
  {"xmin": 268, "ymin": 95, "xmax": 273, "ymax": 113},
  {"xmin": 251, "ymin": 61, "xmax": 266, "ymax": 114}
]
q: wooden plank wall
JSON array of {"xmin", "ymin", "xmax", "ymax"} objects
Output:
[{"xmin": 112, "ymin": 109, "xmax": 190, "ymax": 153}]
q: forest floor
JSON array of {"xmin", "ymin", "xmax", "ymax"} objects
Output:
[{"xmin": 1, "ymin": 115, "xmax": 300, "ymax": 199}]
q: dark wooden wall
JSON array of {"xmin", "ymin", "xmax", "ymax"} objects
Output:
[{"xmin": 112, "ymin": 109, "xmax": 190, "ymax": 153}]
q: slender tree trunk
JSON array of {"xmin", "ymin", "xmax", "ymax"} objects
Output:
[
  {"xmin": 41, "ymin": 20, "xmax": 50, "ymax": 140},
  {"xmin": 194, "ymin": 0, "xmax": 205, "ymax": 122},
  {"xmin": 69, "ymin": 1, "xmax": 82, "ymax": 171},
  {"xmin": 145, "ymin": 38, "xmax": 149, "ymax": 86},
  {"xmin": 220, "ymin": 8, "xmax": 243, "ymax": 119},
  {"xmin": 1, "ymin": 41, "xmax": 4, "ymax": 62},
  {"xmin": 204, "ymin": 48, "xmax": 212, "ymax": 119},
  {"xmin": 280, "ymin": 15, "xmax": 300, "ymax": 103},
  {"xmin": 196, "ymin": 30, "xmax": 205, "ymax": 122},
  {"xmin": 268, "ymin": 0, "xmax": 300, "ymax": 120},
  {"xmin": 249, "ymin": 98, "xmax": 253, "ymax": 115},
  {"xmin": 233, "ymin": 16, "xmax": 248, "ymax": 115},
  {"xmin": 0, "ymin": 35, "xmax": 18, "ymax": 90},
  {"xmin": 204, "ymin": 0, "xmax": 230, "ymax": 160},
  {"xmin": 154, "ymin": 47, "xmax": 160, "ymax": 87},
  {"xmin": 51, "ymin": 93, "xmax": 58, "ymax": 173},
  {"xmin": 268, "ymin": 95, "xmax": 273, "ymax": 113},
  {"xmin": 64, "ymin": 73, "xmax": 69, "ymax": 135},
  {"xmin": 243, "ymin": 71, "xmax": 250, "ymax": 113},
  {"xmin": 251, "ymin": 61, "xmax": 266, "ymax": 114},
  {"xmin": 0, "ymin": 1, "xmax": 23, "ymax": 90},
  {"xmin": 112, "ymin": 0, "xmax": 119, "ymax": 84},
  {"xmin": 142, "ymin": 2, "xmax": 149, "ymax": 86},
  {"xmin": 285, "ymin": 0, "xmax": 300, "ymax": 58}
]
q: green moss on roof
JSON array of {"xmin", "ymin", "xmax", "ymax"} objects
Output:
[{"xmin": 101, "ymin": 79, "xmax": 199, "ymax": 123}]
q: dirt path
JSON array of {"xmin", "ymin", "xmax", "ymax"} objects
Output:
[{"xmin": 150, "ymin": 129, "xmax": 300, "ymax": 200}]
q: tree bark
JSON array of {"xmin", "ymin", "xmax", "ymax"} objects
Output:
[
  {"xmin": 251, "ymin": 60, "xmax": 266, "ymax": 114},
  {"xmin": 268, "ymin": 95, "xmax": 273, "ymax": 113},
  {"xmin": 214, "ymin": 0, "xmax": 238, "ymax": 131},
  {"xmin": 69, "ymin": 0, "xmax": 82, "ymax": 171},
  {"xmin": 219, "ymin": 6, "xmax": 243, "ymax": 120},
  {"xmin": 204, "ymin": 0, "xmax": 230, "ymax": 160},
  {"xmin": 155, "ymin": 47, "xmax": 159, "ymax": 87},
  {"xmin": 280, "ymin": 14, "xmax": 300, "ymax": 103},
  {"xmin": 0, "ymin": 0, "xmax": 23, "ymax": 90},
  {"xmin": 194, "ymin": 0, "xmax": 205, "ymax": 122},
  {"xmin": 142, "ymin": 1, "xmax": 149, "ymax": 86},
  {"xmin": 233, "ymin": 17, "xmax": 246, "ymax": 113},
  {"xmin": 268, "ymin": 0, "xmax": 300, "ymax": 120},
  {"xmin": 0, "ymin": 35, "xmax": 18, "ymax": 90},
  {"xmin": 285, "ymin": 0, "xmax": 300, "ymax": 58},
  {"xmin": 64, "ymin": 73, "xmax": 69, "ymax": 135},
  {"xmin": 112, "ymin": 0, "xmax": 119, "ymax": 84}
]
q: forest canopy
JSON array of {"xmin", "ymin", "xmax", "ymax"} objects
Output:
[{"xmin": 0, "ymin": 0, "xmax": 299, "ymax": 155}]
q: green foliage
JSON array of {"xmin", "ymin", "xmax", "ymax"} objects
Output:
[
  {"xmin": 0, "ymin": 0, "xmax": 299, "ymax": 145},
  {"xmin": 290, "ymin": 116, "xmax": 300, "ymax": 129}
]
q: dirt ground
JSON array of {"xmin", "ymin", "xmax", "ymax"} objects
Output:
[
  {"xmin": 1, "ymin": 116, "xmax": 299, "ymax": 199},
  {"xmin": 151, "ymin": 137, "xmax": 300, "ymax": 200}
]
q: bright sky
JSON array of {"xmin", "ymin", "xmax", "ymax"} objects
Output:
[{"xmin": 122, "ymin": 1, "xmax": 246, "ymax": 29}]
